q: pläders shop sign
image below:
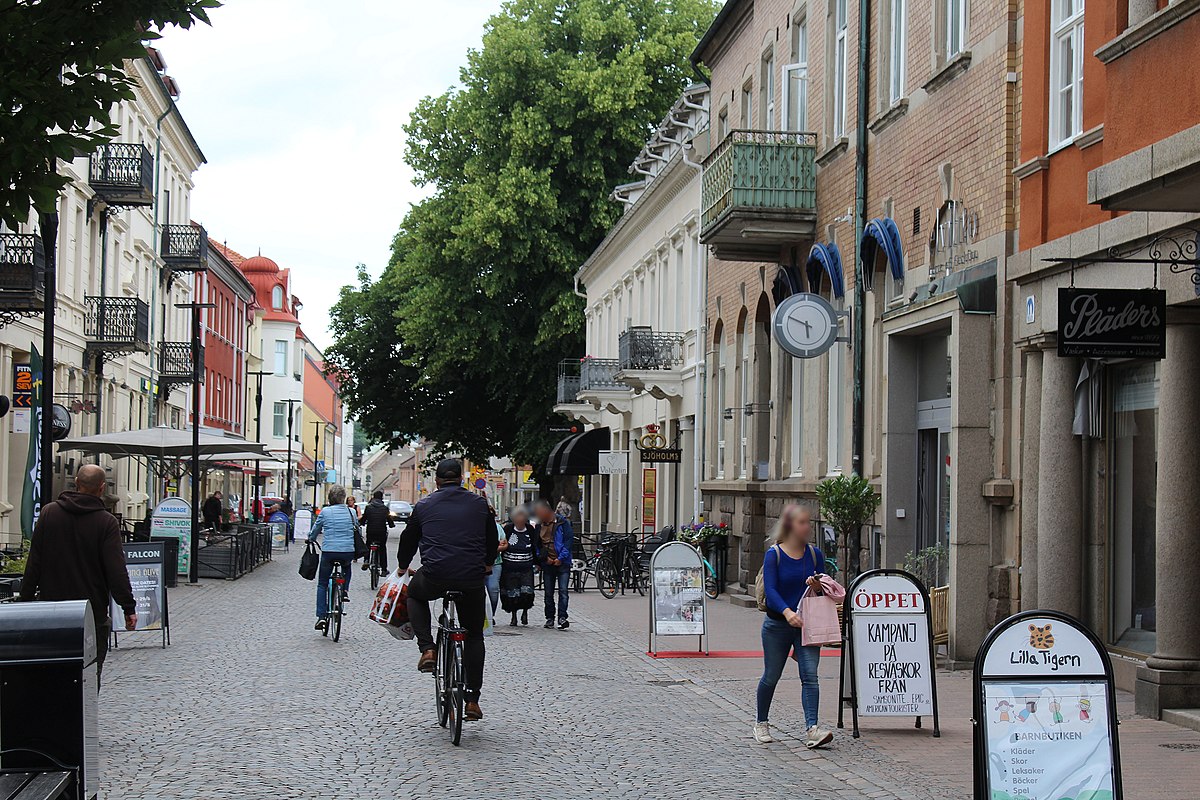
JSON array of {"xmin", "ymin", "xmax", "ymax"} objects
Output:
[{"xmin": 1057, "ymin": 288, "xmax": 1165, "ymax": 360}]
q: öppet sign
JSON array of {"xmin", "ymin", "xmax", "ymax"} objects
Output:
[
  {"xmin": 839, "ymin": 570, "xmax": 940, "ymax": 738},
  {"xmin": 973, "ymin": 610, "xmax": 1122, "ymax": 800}
]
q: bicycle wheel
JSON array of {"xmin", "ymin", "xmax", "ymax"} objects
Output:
[
  {"xmin": 331, "ymin": 583, "xmax": 343, "ymax": 642},
  {"xmin": 434, "ymin": 628, "xmax": 449, "ymax": 728},
  {"xmin": 705, "ymin": 571, "xmax": 720, "ymax": 599},
  {"xmin": 596, "ymin": 555, "xmax": 618, "ymax": 599},
  {"xmin": 450, "ymin": 642, "xmax": 465, "ymax": 746},
  {"xmin": 322, "ymin": 577, "xmax": 332, "ymax": 637},
  {"xmin": 370, "ymin": 560, "xmax": 380, "ymax": 590}
]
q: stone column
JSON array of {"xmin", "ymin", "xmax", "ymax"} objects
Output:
[
  {"xmin": 1138, "ymin": 323, "xmax": 1200, "ymax": 716},
  {"xmin": 1020, "ymin": 349, "xmax": 1043, "ymax": 610},
  {"xmin": 1128, "ymin": 0, "xmax": 1157, "ymax": 26},
  {"xmin": 1036, "ymin": 352, "xmax": 1081, "ymax": 616}
]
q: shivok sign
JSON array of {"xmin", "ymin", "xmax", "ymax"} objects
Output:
[{"xmin": 1057, "ymin": 288, "xmax": 1165, "ymax": 359}]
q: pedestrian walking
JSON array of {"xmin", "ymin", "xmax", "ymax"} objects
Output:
[
  {"xmin": 754, "ymin": 503, "xmax": 834, "ymax": 748},
  {"xmin": 358, "ymin": 491, "xmax": 395, "ymax": 573},
  {"xmin": 306, "ymin": 485, "xmax": 360, "ymax": 632},
  {"xmin": 281, "ymin": 499, "xmax": 296, "ymax": 543},
  {"xmin": 202, "ymin": 490, "xmax": 223, "ymax": 530},
  {"xmin": 19, "ymin": 464, "xmax": 137, "ymax": 687},
  {"xmin": 485, "ymin": 504, "xmax": 505, "ymax": 623},
  {"xmin": 533, "ymin": 500, "xmax": 573, "ymax": 630},
  {"xmin": 500, "ymin": 508, "xmax": 538, "ymax": 626}
]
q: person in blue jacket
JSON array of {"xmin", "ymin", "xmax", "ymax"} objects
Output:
[
  {"xmin": 533, "ymin": 500, "xmax": 574, "ymax": 630},
  {"xmin": 306, "ymin": 485, "xmax": 360, "ymax": 632},
  {"xmin": 267, "ymin": 503, "xmax": 291, "ymax": 540},
  {"xmin": 755, "ymin": 503, "xmax": 834, "ymax": 749}
]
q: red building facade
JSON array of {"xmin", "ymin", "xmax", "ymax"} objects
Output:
[{"xmin": 197, "ymin": 241, "xmax": 256, "ymax": 435}]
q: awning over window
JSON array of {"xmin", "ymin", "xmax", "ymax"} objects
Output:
[
  {"xmin": 545, "ymin": 427, "xmax": 611, "ymax": 476},
  {"xmin": 860, "ymin": 217, "xmax": 905, "ymax": 292},
  {"xmin": 806, "ymin": 242, "xmax": 845, "ymax": 299}
]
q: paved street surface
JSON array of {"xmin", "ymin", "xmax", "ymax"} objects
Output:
[{"xmin": 99, "ymin": 551, "xmax": 1200, "ymax": 799}]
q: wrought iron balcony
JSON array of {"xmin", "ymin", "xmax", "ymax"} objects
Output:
[
  {"xmin": 158, "ymin": 341, "xmax": 204, "ymax": 383},
  {"xmin": 83, "ymin": 296, "xmax": 150, "ymax": 352},
  {"xmin": 618, "ymin": 328, "xmax": 685, "ymax": 372},
  {"xmin": 700, "ymin": 129, "xmax": 818, "ymax": 262},
  {"xmin": 0, "ymin": 233, "xmax": 45, "ymax": 316},
  {"xmin": 557, "ymin": 373, "xmax": 581, "ymax": 405},
  {"xmin": 578, "ymin": 358, "xmax": 624, "ymax": 392},
  {"xmin": 89, "ymin": 143, "xmax": 154, "ymax": 208},
  {"xmin": 161, "ymin": 224, "xmax": 209, "ymax": 271}
]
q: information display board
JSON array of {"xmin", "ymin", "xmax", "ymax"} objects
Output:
[
  {"xmin": 270, "ymin": 522, "xmax": 289, "ymax": 551},
  {"xmin": 150, "ymin": 497, "xmax": 191, "ymax": 576},
  {"xmin": 293, "ymin": 509, "xmax": 313, "ymax": 540},
  {"xmin": 973, "ymin": 611, "xmax": 1122, "ymax": 800},
  {"xmin": 648, "ymin": 541, "xmax": 707, "ymax": 654},
  {"xmin": 839, "ymin": 570, "xmax": 940, "ymax": 738},
  {"xmin": 110, "ymin": 541, "xmax": 169, "ymax": 648}
]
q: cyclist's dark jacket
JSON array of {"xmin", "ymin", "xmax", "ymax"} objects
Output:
[
  {"xmin": 359, "ymin": 498, "xmax": 394, "ymax": 540},
  {"xmin": 395, "ymin": 485, "xmax": 497, "ymax": 585}
]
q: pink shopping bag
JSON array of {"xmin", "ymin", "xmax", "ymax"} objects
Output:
[{"xmin": 800, "ymin": 578, "xmax": 843, "ymax": 646}]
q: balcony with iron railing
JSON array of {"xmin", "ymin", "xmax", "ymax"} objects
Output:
[
  {"xmin": 89, "ymin": 143, "xmax": 154, "ymax": 208},
  {"xmin": 83, "ymin": 296, "xmax": 150, "ymax": 353},
  {"xmin": 579, "ymin": 358, "xmax": 625, "ymax": 392},
  {"xmin": 700, "ymin": 129, "xmax": 818, "ymax": 262},
  {"xmin": 617, "ymin": 328, "xmax": 686, "ymax": 400},
  {"xmin": 161, "ymin": 224, "xmax": 209, "ymax": 271},
  {"xmin": 0, "ymin": 233, "xmax": 45, "ymax": 316},
  {"xmin": 158, "ymin": 342, "xmax": 204, "ymax": 383},
  {"xmin": 556, "ymin": 373, "xmax": 581, "ymax": 405}
]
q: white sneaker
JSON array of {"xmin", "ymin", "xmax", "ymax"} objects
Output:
[
  {"xmin": 752, "ymin": 722, "xmax": 774, "ymax": 743},
  {"xmin": 805, "ymin": 724, "xmax": 833, "ymax": 749}
]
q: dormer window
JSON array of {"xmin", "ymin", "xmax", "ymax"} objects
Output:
[{"xmin": 272, "ymin": 285, "xmax": 284, "ymax": 310}]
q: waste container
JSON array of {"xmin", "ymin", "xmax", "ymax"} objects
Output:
[
  {"xmin": 150, "ymin": 535, "xmax": 179, "ymax": 588},
  {"xmin": 0, "ymin": 600, "xmax": 98, "ymax": 799}
]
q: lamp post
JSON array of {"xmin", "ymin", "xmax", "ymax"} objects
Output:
[
  {"xmin": 176, "ymin": 300, "xmax": 216, "ymax": 584},
  {"xmin": 312, "ymin": 420, "xmax": 322, "ymax": 511},
  {"xmin": 248, "ymin": 370, "xmax": 270, "ymax": 522},
  {"xmin": 281, "ymin": 397, "xmax": 301, "ymax": 512}
]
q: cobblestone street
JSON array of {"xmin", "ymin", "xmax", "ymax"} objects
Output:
[{"xmin": 97, "ymin": 550, "xmax": 1200, "ymax": 799}]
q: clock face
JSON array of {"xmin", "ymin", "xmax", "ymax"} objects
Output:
[{"xmin": 772, "ymin": 293, "xmax": 840, "ymax": 359}]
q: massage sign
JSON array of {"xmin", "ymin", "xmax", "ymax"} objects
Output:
[
  {"xmin": 972, "ymin": 611, "xmax": 1123, "ymax": 800},
  {"xmin": 839, "ymin": 570, "xmax": 940, "ymax": 738}
]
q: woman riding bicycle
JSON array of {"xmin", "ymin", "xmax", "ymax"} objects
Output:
[{"xmin": 306, "ymin": 484, "xmax": 359, "ymax": 632}]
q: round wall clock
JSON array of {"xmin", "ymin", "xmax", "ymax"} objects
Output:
[{"xmin": 772, "ymin": 293, "xmax": 840, "ymax": 359}]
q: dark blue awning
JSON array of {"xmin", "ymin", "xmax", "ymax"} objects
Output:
[
  {"xmin": 806, "ymin": 243, "xmax": 845, "ymax": 299},
  {"xmin": 860, "ymin": 217, "xmax": 904, "ymax": 292}
]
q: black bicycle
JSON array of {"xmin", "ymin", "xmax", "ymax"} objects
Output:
[
  {"xmin": 596, "ymin": 534, "xmax": 647, "ymax": 599},
  {"xmin": 323, "ymin": 558, "xmax": 347, "ymax": 642},
  {"xmin": 433, "ymin": 590, "xmax": 467, "ymax": 745},
  {"xmin": 367, "ymin": 543, "xmax": 382, "ymax": 590}
]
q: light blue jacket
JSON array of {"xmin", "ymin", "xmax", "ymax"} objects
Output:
[{"xmin": 308, "ymin": 504, "xmax": 358, "ymax": 553}]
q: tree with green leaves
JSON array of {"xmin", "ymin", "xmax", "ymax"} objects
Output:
[
  {"xmin": 326, "ymin": 0, "xmax": 719, "ymax": 483},
  {"xmin": 0, "ymin": 0, "xmax": 220, "ymax": 229},
  {"xmin": 816, "ymin": 474, "xmax": 881, "ymax": 580}
]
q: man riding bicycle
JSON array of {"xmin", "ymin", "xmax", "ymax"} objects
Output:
[
  {"xmin": 395, "ymin": 458, "xmax": 498, "ymax": 721},
  {"xmin": 359, "ymin": 490, "xmax": 395, "ymax": 573}
]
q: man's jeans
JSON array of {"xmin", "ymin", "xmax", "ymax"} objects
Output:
[
  {"xmin": 407, "ymin": 571, "xmax": 486, "ymax": 701},
  {"xmin": 316, "ymin": 550, "xmax": 354, "ymax": 618},
  {"xmin": 542, "ymin": 564, "xmax": 570, "ymax": 622}
]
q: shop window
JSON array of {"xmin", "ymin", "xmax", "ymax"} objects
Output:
[{"xmin": 1110, "ymin": 361, "xmax": 1158, "ymax": 654}]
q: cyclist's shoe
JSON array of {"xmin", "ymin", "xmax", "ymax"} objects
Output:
[
  {"xmin": 314, "ymin": 619, "xmax": 327, "ymax": 632},
  {"xmin": 465, "ymin": 701, "xmax": 483, "ymax": 721},
  {"xmin": 543, "ymin": 619, "xmax": 555, "ymax": 629},
  {"xmin": 558, "ymin": 619, "xmax": 570, "ymax": 630},
  {"xmin": 417, "ymin": 649, "xmax": 436, "ymax": 673},
  {"xmin": 341, "ymin": 592, "xmax": 350, "ymax": 604}
]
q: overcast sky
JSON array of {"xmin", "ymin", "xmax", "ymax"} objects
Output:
[{"xmin": 161, "ymin": 0, "xmax": 502, "ymax": 350}]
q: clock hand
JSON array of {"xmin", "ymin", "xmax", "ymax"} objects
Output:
[{"xmin": 800, "ymin": 320, "xmax": 812, "ymax": 337}]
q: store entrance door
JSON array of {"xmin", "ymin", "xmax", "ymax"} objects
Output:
[{"xmin": 916, "ymin": 400, "xmax": 950, "ymax": 586}]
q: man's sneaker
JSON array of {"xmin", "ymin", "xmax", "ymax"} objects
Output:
[
  {"xmin": 544, "ymin": 619, "xmax": 555, "ymax": 629},
  {"xmin": 752, "ymin": 722, "xmax": 774, "ymax": 743},
  {"xmin": 557, "ymin": 619, "xmax": 570, "ymax": 630},
  {"xmin": 805, "ymin": 724, "xmax": 834, "ymax": 749},
  {"xmin": 417, "ymin": 650, "xmax": 436, "ymax": 673},
  {"xmin": 314, "ymin": 619, "xmax": 327, "ymax": 632},
  {"xmin": 464, "ymin": 701, "xmax": 483, "ymax": 721}
]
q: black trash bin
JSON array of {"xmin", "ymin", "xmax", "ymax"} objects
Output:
[
  {"xmin": 0, "ymin": 600, "xmax": 98, "ymax": 799},
  {"xmin": 150, "ymin": 536, "xmax": 180, "ymax": 588}
]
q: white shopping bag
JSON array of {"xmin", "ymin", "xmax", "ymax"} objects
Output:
[
  {"xmin": 369, "ymin": 569, "xmax": 411, "ymax": 626},
  {"xmin": 482, "ymin": 592, "xmax": 493, "ymax": 638}
]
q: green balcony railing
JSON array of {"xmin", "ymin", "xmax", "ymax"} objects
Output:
[{"xmin": 700, "ymin": 130, "xmax": 818, "ymax": 232}]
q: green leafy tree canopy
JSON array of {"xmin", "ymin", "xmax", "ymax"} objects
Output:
[{"xmin": 326, "ymin": 0, "xmax": 719, "ymax": 469}]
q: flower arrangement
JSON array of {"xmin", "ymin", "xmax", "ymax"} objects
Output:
[{"xmin": 677, "ymin": 520, "xmax": 727, "ymax": 546}]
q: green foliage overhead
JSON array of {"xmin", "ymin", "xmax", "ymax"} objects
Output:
[
  {"xmin": 0, "ymin": 0, "xmax": 220, "ymax": 229},
  {"xmin": 326, "ymin": 0, "xmax": 719, "ymax": 467}
]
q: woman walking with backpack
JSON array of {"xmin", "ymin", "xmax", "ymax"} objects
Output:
[{"xmin": 753, "ymin": 503, "xmax": 835, "ymax": 748}]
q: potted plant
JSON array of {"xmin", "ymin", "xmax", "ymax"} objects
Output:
[
  {"xmin": 677, "ymin": 520, "xmax": 727, "ymax": 553},
  {"xmin": 815, "ymin": 475, "xmax": 880, "ymax": 581}
]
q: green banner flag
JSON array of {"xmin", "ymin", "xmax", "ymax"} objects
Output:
[{"xmin": 20, "ymin": 345, "xmax": 42, "ymax": 539}]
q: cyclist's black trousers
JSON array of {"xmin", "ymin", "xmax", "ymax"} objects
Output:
[{"xmin": 407, "ymin": 571, "xmax": 486, "ymax": 701}]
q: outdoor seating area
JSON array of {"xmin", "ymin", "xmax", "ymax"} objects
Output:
[{"xmin": 196, "ymin": 524, "xmax": 273, "ymax": 580}]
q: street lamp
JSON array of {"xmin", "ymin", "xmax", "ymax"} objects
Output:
[
  {"xmin": 312, "ymin": 420, "xmax": 322, "ymax": 511},
  {"xmin": 281, "ymin": 397, "xmax": 302, "ymax": 512},
  {"xmin": 248, "ymin": 369, "xmax": 271, "ymax": 522},
  {"xmin": 176, "ymin": 300, "xmax": 216, "ymax": 585}
]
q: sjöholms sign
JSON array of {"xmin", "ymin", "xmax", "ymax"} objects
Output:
[{"xmin": 1057, "ymin": 288, "xmax": 1165, "ymax": 359}]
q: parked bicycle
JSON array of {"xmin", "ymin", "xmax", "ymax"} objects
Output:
[
  {"xmin": 595, "ymin": 533, "xmax": 647, "ymax": 599},
  {"xmin": 433, "ymin": 590, "xmax": 467, "ymax": 745}
]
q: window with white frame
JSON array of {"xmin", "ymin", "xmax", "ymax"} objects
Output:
[
  {"xmin": 945, "ymin": 0, "xmax": 966, "ymax": 59},
  {"xmin": 826, "ymin": 298, "xmax": 846, "ymax": 473},
  {"xmin": 760, "ymin": 49, "xmax": 776, "ymax": 128},
  {"xmin": 1049, "ymin": 0, "xmax": 1084, "ymax": 147},
  {"xmin": 889, "ymin": 0, "xmax": 907, "ymax": 103},
  {"xmin": 740, "ymin": 80, "xmax": 754, "ymax": 127},
  {"xmin": 272, "ymin": 284, "xmax": 284, "ymax": 310},
  {"xmin": 790, "ymin": 358, "xmax": 805, "ymax": 475},
  {"xmin": 833, "ymin": 0, "xmax": 849, "ymax": 138},
  {"xmin": 739, "ymin": 334, "xmax": 750, "ymax": 479},
  {"xmin": 716, "ymin": 335, "xmax": 727, "ymax": 478},
  {"xmin": 273, "ymin": 402, "xmax": 286, "ymax": 437},
  {"xmin": 718, "ymin": 107, "xmax": 730, "ymax": 139},
  {"xmin": 785, "ymin": 17, "xmax": 809, "ymax": 130},
  {"xmin": 274, "ymin": 340, "xmax": 288, "ymax": 376}
]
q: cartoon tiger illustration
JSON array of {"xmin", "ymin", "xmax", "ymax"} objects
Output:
[{"xmin": 1028, "ymin": 623, "xmax": 1055, "ymax": 650}]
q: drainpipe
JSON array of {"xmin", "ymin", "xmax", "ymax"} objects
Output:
[
  {"xmin": 94, "ymin": 212, "xmax": 110, "ymax": 438},
  {"xmin": 147, "ymin": 105, "xmax": 172, "ymax": 428},
  {"xmin": 682, "ymin": 141, "xmax": 708, "ymax": 521},
  {"xmin": 852, "ymin": 0, "xmax": 871, "ymax": 479}
]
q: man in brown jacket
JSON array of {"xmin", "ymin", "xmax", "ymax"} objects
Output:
[{"xmin": 21, "ymin": 464, "xmax": 137, "ymax": 685}]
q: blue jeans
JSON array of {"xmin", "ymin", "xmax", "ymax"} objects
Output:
[
  {"xmin": 757, "ymin": 617, "xmax": 821, "ymax": 727},
  {"xmin": 486, "ymin": 566, "xmax": 500, "ymax": 617},
  {"xmin": 543, "ymin": 564, "xmax": 569, "ymax": 622},
  {"xmin": 316, "ymin": 550, "xmax": 354, "ymax": 618}
]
